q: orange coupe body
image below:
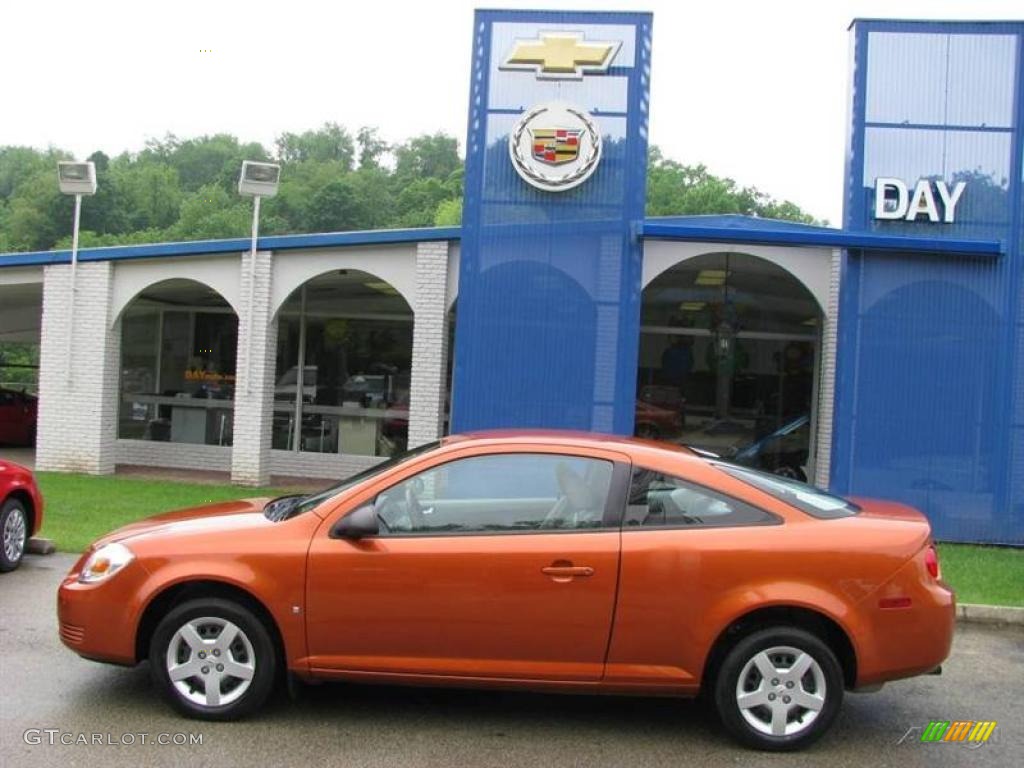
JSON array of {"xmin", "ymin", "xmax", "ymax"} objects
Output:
[{"xmin": 58, "ymin": 431, "xmax": 954, "ymax": 750}]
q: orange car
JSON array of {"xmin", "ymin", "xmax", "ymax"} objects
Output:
[{"xmin": 57, "ymin": 431, "xmax": 954, "ymax": 750}]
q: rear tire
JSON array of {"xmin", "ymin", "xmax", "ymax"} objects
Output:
[
  {"xmin": 150, "ymin": 598, "xmax": 276, "ymax": 720},
  {"xmin": 713, "ymin": 627, "xmax": 843, "ymax": 751},
  {"xmin": 0, "ymin": 498, "xmax": 28, "ymax": 572}
]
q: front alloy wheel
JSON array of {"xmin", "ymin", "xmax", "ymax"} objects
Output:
[
  {"xmin": 0, "ymin": 499, "xmax": 28, "ymax": 572},
  {"xmin": 714, "ymin": 627, "xmax": 843, "ymax": 750},
  {"xmin": 151, "ymin": 598, "xmax": 276, "ymax": 719}
]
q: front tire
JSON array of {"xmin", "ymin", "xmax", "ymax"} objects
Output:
[
  {"xmin": 150, "ymin": 598, "xmax": 277, "ymax": 720},
  {"xmin": 713, "ymin": 627, "xmax": 843, "ymax": 751},
  {"xmin": 0, "ymin": 498, "xmax": 28, "ymax": 572}
]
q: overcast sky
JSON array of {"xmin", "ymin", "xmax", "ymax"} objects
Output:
[{"xmin": 2, "ymin": 0, "xmax": 1019, "ymax": 224}]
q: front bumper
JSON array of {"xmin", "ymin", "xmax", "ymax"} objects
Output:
[{"xmin": 57, "ymin": 557, "xmax": 149, "ymax": 665}]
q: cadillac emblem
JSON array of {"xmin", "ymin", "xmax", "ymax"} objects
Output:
[{"xmin": 509, "ymin": 102, "xmax": 601, "ymax": 192}]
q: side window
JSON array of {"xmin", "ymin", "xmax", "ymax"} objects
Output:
[
  {"xmin": 374, "ymin": 453, "xmax": 614, "ymax": 535},
  {"xmin": 625, "ymin": 467, "xmax": 775, "ymax": 528}
]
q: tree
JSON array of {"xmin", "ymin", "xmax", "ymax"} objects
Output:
[
  {"xmin": 0, "ymin": 132, "xmax": 820, "ymax": 254},
  {"xmin": 393, "ymin": 133, "xmax": 460, "ymax": 181},
  {"xmin": 646, "ymin": 146, "xmax": 819, "ymax": 224},
  {"xmin": 275, "ymin": 123, "xmax": 355, "ymax": 169},
  {"xmin": 303, "ymin": 179, "xmax": 372, "ymax": 232},
  {"xmin": 356, "ymin": 127, "xmax": 389, "ymax": 170},
  {"xmin": 169, "ymin": 184, "xmax": 251, "ymax": 240},
  {"xmin": 434, "ymin": 197, "xmax": 462, "ymax": 226}
]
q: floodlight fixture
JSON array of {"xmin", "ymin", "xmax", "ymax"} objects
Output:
[
  {"xmin": 238, "ymin": 161, "xmax": 281, "ymax": 197},
  {"xmin": 57, "ymin": 161, "xmax": 97, "ymax": 196}
]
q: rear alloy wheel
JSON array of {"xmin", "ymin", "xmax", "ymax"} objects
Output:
[
  {"xmin": 0, "ymin": 499, "xmax": 28, "ymax": 572},
  {"xmin": 713, "ymin": 627, "xmax": 843, "ymax": 751},
  {"xmin": 150, "ymin": 598, "xmax": 276, "ymax": 720}
]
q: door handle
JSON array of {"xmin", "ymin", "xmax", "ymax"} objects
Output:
[{"xmin": 542, "ymin": 564, "xmax": 594, "ymax": 580}]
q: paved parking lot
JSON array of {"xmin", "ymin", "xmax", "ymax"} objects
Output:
[{"xmin": 2, "ymin": 553, "xmax": 1021, "ymax": 768}]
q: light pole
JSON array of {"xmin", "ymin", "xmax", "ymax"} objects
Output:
[
  {"xmin": 237, "ymin": 161, "xmax": 281, "ymax": 394},
  {"xmin": 57, "ymin": 161, "xmax": 97, "ymax": 385}
]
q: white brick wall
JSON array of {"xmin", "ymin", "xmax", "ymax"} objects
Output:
[
  {"xmin": 814, "ymin": 249, "xmax": 842, "ymax": 489},
  {"xmin": 116, "ymin": 440, "xmax": 232, "ymax": 472},
  {"xmin": 269, "ymin": 450, "xmax": 383, "ymax": 481},
  {"xmin": 36, "ymin": 262, "xmax": 120, "ymax": 474},
  {"xmin": 231, "ymin": 250, "xmax": 276, "ymax": 486},
  {"xmin": 34, "ymin": 239, "xmax": 452, "ymax": 483},
  {"xmin": 407, "ymin": 241, "xmax": 450, "ymax": 448}
]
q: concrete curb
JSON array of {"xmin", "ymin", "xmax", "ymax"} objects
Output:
[
  {"xmin": 26, "ymin": 537, "xmax": 56, "ymax": 555},
  {"xmin": 957, "ymin": 603, "xmax": 1024, "ymax": 626}
]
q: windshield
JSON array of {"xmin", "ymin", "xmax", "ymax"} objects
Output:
[
  {"xmin": 273, "ymin": 440, "xmax": 443, "ymax": 520},
  {"xmin": 715, "ymin": 462, "xmax": 860, "ymax": 519}
]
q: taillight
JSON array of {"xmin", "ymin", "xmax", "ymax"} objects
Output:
[{"xmin": 924, "ymin": 545, "xmax": 940, "ymax": 580}]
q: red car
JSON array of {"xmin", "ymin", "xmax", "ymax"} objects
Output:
[
  {"xmin": 0, "ymin": 387, "xmax": 38, "ymax": 446},
  {"xmin": 1, "ymin": 460, "xmax": 43, "ymax": 571}
]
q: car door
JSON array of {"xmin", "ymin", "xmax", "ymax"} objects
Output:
[{"xmin": 305, "ymin": 445, "xmax": 629, "ymax": 682}]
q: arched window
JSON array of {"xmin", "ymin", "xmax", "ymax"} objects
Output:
[
  {"xmin": 118, "ymin": 279, "xmax": 238, "ymax": 445},
  {"xmin": 274, "ymin": 270, "xmax": 413, "ymax": 458},
  {"xmin": 639, "ymin": 252, "xmax": 823, "ymax": 481}
]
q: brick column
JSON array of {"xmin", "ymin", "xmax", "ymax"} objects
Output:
[
  {"xmin": 231, "ymin": 250, "xmax": 276, "ymax": 486},
  {"xmin": 36, "ymin": 261, "xmax": 120, "ymax": 474},
  {"xmin": 407, "ymin": 240, "xmax": 451, "ymax": 448}
]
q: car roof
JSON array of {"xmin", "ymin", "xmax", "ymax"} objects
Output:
[{"xmin": 440, "ymin": 428, "xmax": 703, "ymax": 464}]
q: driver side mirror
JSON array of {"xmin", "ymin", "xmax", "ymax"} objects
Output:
[{"xmin": 331, "ymin": 503, "xmax": 379, "ymax": 539}]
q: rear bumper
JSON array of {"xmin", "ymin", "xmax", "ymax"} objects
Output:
[{"xmin": 856, "ymin": 560, "xmax": 956, "ymax": 686}]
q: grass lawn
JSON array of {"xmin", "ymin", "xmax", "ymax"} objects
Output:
[
  {"xmin": 31, "ymin": 473, "xmax": 1024, "ymax": 607},
  {"xmin": 35, "ymin": 472, "xmax": 298, "ymax": 554},
  {"xmin": 937, "ymin": 542, "xmax": 1024, "ymax": 608}
]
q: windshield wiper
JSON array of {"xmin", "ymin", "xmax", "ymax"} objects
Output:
[{"xmin": 263, "ymin": 494, "xmax": 308, "ymax": 522}]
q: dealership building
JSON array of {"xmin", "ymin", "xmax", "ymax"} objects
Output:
[{"xmin": 0, "ymin": 15, "xmax": 1021, "ymax": 545}]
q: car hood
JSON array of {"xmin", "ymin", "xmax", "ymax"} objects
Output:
[{"xmin": 95, "ymin": 497, "xmax": 274, "ymax": 548}]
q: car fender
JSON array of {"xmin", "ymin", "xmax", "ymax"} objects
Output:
[
  {"xmin": 133, "ymin": 559, "xmax": 307, "ymax": 670},
  {"xmin": 697, "ymin": 581, "xmax": 866, "ymax": 681}
]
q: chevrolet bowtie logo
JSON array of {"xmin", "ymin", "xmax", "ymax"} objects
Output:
[{"xmin": 501, "ymin": 33, "xmax": 621, "ymax": 80}]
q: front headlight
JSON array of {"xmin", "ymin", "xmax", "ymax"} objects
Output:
[{"xmin": 79, "ymin": 543, "xmax": 135, "ymax": 584}]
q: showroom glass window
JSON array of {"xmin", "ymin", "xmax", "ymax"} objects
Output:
[
  {"xmin": 274, "ymin": 270, "xmax": 413, "ymax": 458},
  {"xmin": 637, "ymin": 252, "xmax": 821, "ymax": 479},
  {"xmin": 118, "ymin": 279, "xmax": 238, "ymax": 445},
  {"xmin": 373, "ymin": 453, "xmax": 615, "ymax": 535}
]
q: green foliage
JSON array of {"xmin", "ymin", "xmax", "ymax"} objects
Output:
[
  {"xmin": 434, "ymin": 197, "xmax": 462, "ymax": 226},
  {"xmin": 646, "ymin": 147, "xmax": 822, "ymax": 224},
  {"xmin": 0, "ymin": 129, "xmax": 819, "ymax": 254},
  {"xmin": 0, "ymin": 341, "xmax": 39, "ymax": 389}
]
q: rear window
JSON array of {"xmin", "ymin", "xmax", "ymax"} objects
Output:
[{"xmin": 715, "ymin": 463, "xmax": 860, "ymax": 519}]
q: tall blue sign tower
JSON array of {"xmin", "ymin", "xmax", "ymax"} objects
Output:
[
  {"xmin": 451, "ymin": 10, "xmax": 653, "ymax": 435},
  {"xmin": 833, "ymin": 20, "xmax": 1024, "ymax": 544}
]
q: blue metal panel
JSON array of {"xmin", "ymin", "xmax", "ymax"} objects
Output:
[
  {"xmin": 835, "ymin": 20, "xmax": 1024, "ymax": 545},
  {"xmin": 451, "ymin": 10, "xmax": 652, "ymax": 435}
]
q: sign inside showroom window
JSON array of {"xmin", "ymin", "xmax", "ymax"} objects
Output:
[{"xmin": 873, "ymin": 178, "xmax": 966, "ymax": 223}]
